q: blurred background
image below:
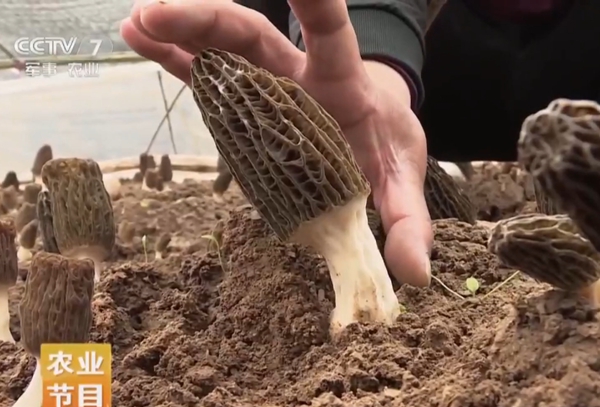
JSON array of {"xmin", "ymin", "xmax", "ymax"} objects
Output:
[{"xmin": 0, "ymin": 0, "xmax": 217, "ymax": 177}]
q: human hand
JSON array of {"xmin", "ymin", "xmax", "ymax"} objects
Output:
[{"xmin": 121, "ymin": 0, "xmax": 433, "ymax": 287}]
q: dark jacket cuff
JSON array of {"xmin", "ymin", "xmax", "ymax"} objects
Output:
[{"xmin": 289, "ymin": 8, "xmax": 425, "ymax": 109}]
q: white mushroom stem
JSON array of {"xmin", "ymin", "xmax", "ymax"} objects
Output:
[
  {"xmin": 67, "ymin": 248, "xmax": 105, "ymax": 283},
  {"xmin": 17, "ymin": 246, "xmax": 33, "ymax": 263},
  {"xmin": 14, "ymin": 357, "xmax": 43, "ymax": 407},
  {"xmin": 291, "ymin": 195, "xmax": 401, "ymax": 334},
  {"xmin": 155, "ymin": 251, "xmax": 163, "ymax": 260},
  {"xmin": 212, "ymin": 192, "xmax": 225, "ymax": 204},
  {"xmin": 0, "ymin": 286, "xmax": 14, "ymax": 343},
  {"xmin": 580, "ymin": 280, "xmax": 600, "ymax": 307}
]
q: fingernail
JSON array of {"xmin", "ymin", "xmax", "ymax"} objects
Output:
[{"xmin": 142, "ymin": 0, "xmax": 164, "ymax": 8}]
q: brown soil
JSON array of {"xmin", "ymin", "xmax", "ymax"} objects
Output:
[{"xmin": 1, "ymin": 167, "xmax": 599, "ymax": 407}]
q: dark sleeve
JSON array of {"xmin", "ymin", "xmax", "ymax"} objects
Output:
[{"xmin": 289, "ymin": 0, "xmax": 429, "ymax": 109}]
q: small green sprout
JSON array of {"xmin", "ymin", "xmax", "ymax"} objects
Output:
[
  {"xmin": 465, "ymin": 277, "xmax": 480, "ymax": 295},
  {"xmin": 142, "ymin": 235, "xmax": 148, "ymax": 263}
]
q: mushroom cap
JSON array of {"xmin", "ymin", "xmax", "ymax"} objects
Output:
[
  {"xmin": 15, "ymin": 202, "xmax": 36, "ymax": 232},
  {"xmin": 488, "ymin": 213, "xmax": 600, "ymax": 291},
  {"xmin": 1, "ymin": 186, "xmax": 19, "ymax": 212},
  {"xmin": 144, "ymin": 169, "xmax": 162, "ymax": 190},
  {"xmin": 191, "ymin": 48, "xmax": 369, "ymax": 240},
  {"xmin": 19, "ymin": 252, "xmax": 94, "ymax": 357},
  {"xmin": 159, "ymin": 155, "xmax": 173, "ymax": 182},
  {"xmin": 0, "ymin": 218, "xmax": 18, "ymax": 286},
  {"xmin": 32, "ymin": 144, "xmax": 53, "ymax": 176},
  {"xmin": 518, "ymin": 99, "xmax": 600, "ymax": 251},
  {"xmin": 132, "ymin": 171, "xmax": 144, "ymax": 183},
  {"xmin": 139, "ymin": 153, "xmax": 149, "ymax": 175},
  {"xmin": 1, "ymin": 171, "xmax": 19, "ymax": 190},
  {"xmin": 18, "ymin": 219, "xmax": 38, "ymax": 250},
  {"xmin": 41, "ymin": 158, "xmax": 115, "ymax": 260},
  {"xmin": 117, "ymin": 221, "xmax": 135, "ymax": 244},
  {"xmin": 36, "ymin": 190, "xmax": 60, "ymax": 253},
  {"xmin": 23, "ymin": 184, "xmax": 42, "ymax": 205},
  {"xmin": 213, "ymin": 167, "xmax": 233, "ymax": 195},
  {"xmin": 424, "ymin": 156, "xmax": 476, "ymax": 224},
  {"xmin": 155, "ymin": 233, "xmax": 171, "ymax": 253}
]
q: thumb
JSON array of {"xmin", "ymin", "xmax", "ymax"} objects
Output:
[{"xmin": 379, "ymin": 163, "xmax": 433, "ymax": 287}]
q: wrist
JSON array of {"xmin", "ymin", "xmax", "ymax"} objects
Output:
[{"xmin": 363, "ymin": 60, "xmax": 413, "ymax": 108}]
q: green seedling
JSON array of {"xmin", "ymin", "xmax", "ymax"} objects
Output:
[
  {"xmin": 201, "ymin": 233, "xmax": 225, "ymax": 272},
  {"xmin": 142, "ymin": 235, "xmax": 148, "ymax": 263},
  {"xmin": 465, "ymin": 277, "xmax": 480, "ymax": 295}
]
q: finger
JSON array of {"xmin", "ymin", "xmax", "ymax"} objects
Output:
[
  {"xmin": 121, "ymin": 18, "xmax": 194, "ymax": 83},
  {"xmin": 289, "ymin": 0, "xmax": 364, "ymax": 80},
  {"xmin": 130, "ymin": 0, "xmax": 304, "ymax": 78},
  {"xmin": 380, "ymin": 163, "xmax": 433, "ymax": 287}
]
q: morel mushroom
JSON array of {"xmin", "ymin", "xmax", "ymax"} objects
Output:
[
  {"xmin": 159, "ymin": 154, "xmax": 173, "ymax": 182},
  {"xmin": 16, "ymin": 252, "xmax": 94, "ymax": 407},
  {"xmin": 17, "ymin": 219, "xmax": 38, "ymax": 262},
  {"xmin": 118, "ymin": 221, "xmax": 135, "ymax": 245},
  {"xmin": 41, "ymin": 158, "xmax": 115, "ymax": 282},
  {"xmin": 191, "ymin": 48, "xmax": 400, "ymax": 333},
  {"xmin": 23, "ymin": 184, "xmax": 42, "ymax": 205},
  {"xmin": 143, "ymin": 168, "xmax": 163, "ymax": 191},
  {"xmin": 15, "ymin": 202, "xmax": 36, "ymax": 232},
  {"xmin": 31, "ymin": 144, "xmax": 53, "ymax": 182},
  {"xmin": 0, "ymin": 218, "xmax": 17, "ymax": 343},
  {"xmin": 213, "ymin": 155, "xmax": 233, "ymax": 203},
  {"xmin": 518, "ymin": 99, "xmax": 600, "ymax": 251},
  {"xmin": 1, "ymin": 186, "xmax": 18, "ymax": 212},
  {"xmin": 139, "ymin": 153, "xmax": 156, "ymax": 176},
  {"xmin": 488, "ymin": 214, "xmax": 600, "ymax": 305},
  {"xmin": 36, "ymin": 190, "xmax": 59, "ymax": 253},
  {"xmin": 425, "ymin": 156, "xmax": 477, "ymax": 223},
  {"xmin": 1, "ymin": 171, "xmax": 19, "ymax": 190},
  {"xmin": 154, "ymin": 233, "xmax": 171, "ymax": 260}
]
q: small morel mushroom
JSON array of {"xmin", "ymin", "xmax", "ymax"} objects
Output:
[
  {"xmin": 454, "ymin": 162, "xmax": 474, "ymax": 180},
  {"xmin": 118, "ymin": 221, "xmax": 135, "ymax": 245},
  {"xmin": 425, "ymin": 156, "xmax": 477, "ymax": 223},
  {"xmin": 143, "ymin": 169, "xmax": 164, "ymax": 191},
  {"xmin": 159, "ymin": 154, "xmax": 173, "ymax": 182},
  {"xmin": 23, "ymin": 184, "xmax": 42, "ymax": 205},
  {"xmin": 41, "ymin": 158, "xmax": 116, "ymax": 282},
  {"xmin": 15, "ymin": 202, "xmax": 36, "ymax": 233},
  {"xmin": 518, "ymin": 98, "xmax": 600, "ymax": 249},
  {"xmin": 31, "ymin": 144, "xmax": 53, "ymax": 181},
  {"xmin": 191, "ymin": 49, "xmax": 401, "ymax": 333},
  {"xmin": 0, "ymin": 218, "xmax": 17, "ymax": 343},
  {"xmin": 212, "ymin": 155, "xmax": 233, "ymax": 203},
  {"xmin": 1, "ymin": 171, "xmax": 19, "ymax": 190},
  {"xmin": 154, "ymin": 233, "xmax": 171, "ymax": 260},
  {"xmin": 132, "ymin": 171, "xmax": 144, "ymax": 183},
  {"xmin": 1, "ymin": 186, "xmax": 18, "ymax": 212},
  {"xmin": 17, "ymin": 219, "xmax": 38, "ymax": 262},
  {"xmin": 36, "ymin": 190, "xmax": 60, "ymax": 253},
  {"xmin": 139, "ymin": 153, "xmax": 156, "ymax": 176},
  {"xmin": 16, "ymin": 252, "xmax": 94, "ymax": 407},
  {"xmin": 488, "ymin": 214, "xmax": 600, "ymax": 305}
]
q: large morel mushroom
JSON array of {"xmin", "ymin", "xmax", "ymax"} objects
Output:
[
  {"xmin": 16, "ymin": 252, "xmax": 94, "ymax": 407},
  {"xmin": 0, "ymin": 218, "xmax": 17, "ymax": 343},
  {"xmin": 41, "ymin": 158, "xmax": 115, "ymax": 282},
  {"xmin": 191, "ymin": 48, "xmax": 400, "ymax": 333}
]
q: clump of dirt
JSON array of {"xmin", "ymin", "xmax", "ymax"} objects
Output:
[{"xmin": 1, "ymin": 172, "xmax": 599, "ymax": 407}]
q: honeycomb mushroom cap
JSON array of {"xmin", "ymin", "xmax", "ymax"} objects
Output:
[
  {"xmin": 1, "ymin": 187, "xmax": 18, "ymax": 212},
  {"xmin": 19, "ymin": 252, "xmax": 94, "ymax": 357},
  {"xmin": 191, "ymin": 48, "xmax": 369, "ymax": 240},
  {"xmin": 19, "ymin": 219, "xmax": 38, "ymax": 250},
  {"xmin": 425, "ymin": 156, "xmax": 476, "ymax": 223},
  {"xmin": 144, "ymin": 169, "xmax": 161, "ymax": 190},
  {"xmin": 488, "ymin": 213, "xmax": 600, "ymax": 291},
  {"xmin": 15, "ymin": 202, "xmax": 36, "ymax": 232},
  {"xmin": 132, "ymin": 171, "xmax": 144, "ymax": 183},
  {"xmin": 23, "ymin": 184, "xmax": 42, "ymax": 205},
  {"xmin": 213, "ymin": 155, "xmax": 234, "ymax": 195},
  {"xmin": 118, "ymin": 221, "xmax": 135, "ymax": 244},
  {"xmin": 159, "ymin": 155, "xmax": 173, "ymax": 182},
  {"xmin": 518, "ymin": 99, "xmax": 600, "ymax": 250},
  {"xmin": 41, "ymin": 158, "xmax": 115, "ymax": 261},
  {"xmin": 1, "ymin": 171, "xmax": 19, "ymax": 190},
  {"xmin": 155, "ymin": 233, "xmax": 171, "ymax": 253},
  {"xmin": 0, "ymin": 218, "xmax": 18, "ymax": 286},
  {"xmin": 32, "ymin": 144, "xmax": 53, "ymax": 176},
  {"xmin": 36, "ymin": 190, "xmax": 60, "ymax": 253},
  {"xmin": 139, "ymin": 153, "xmax": 149, "ymax": 175}
]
